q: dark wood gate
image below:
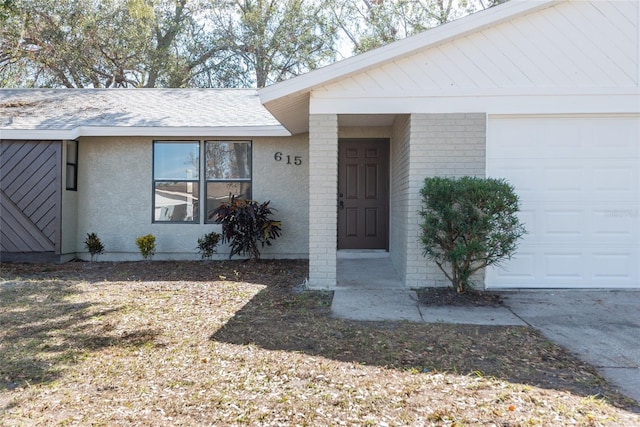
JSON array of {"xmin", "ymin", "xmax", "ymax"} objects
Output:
[
  {"xmin": 1, "ymin": 140, "xmax": 62, "ymax": 258},
  {"xmin": 338, "ymin": 139, "xmax": 389, "ymax": 250}
]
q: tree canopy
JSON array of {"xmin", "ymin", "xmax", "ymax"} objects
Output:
[
  {"xmin": 1, "ymin": 0, "xmax": 226, "ymax": 87},
  {"xmin": 1, "ymin": 0, "xmax": 506, "ymax": 88},
  {"xmin": 335, "ymin": 0, "xmax": 506, "ymax": 54},
  {"xmin": 208, "ymin": 0, "xmax": 338, "ymax": 88}
]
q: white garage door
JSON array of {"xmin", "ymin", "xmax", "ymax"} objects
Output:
[{"xmin": 486, "ymin": 116, "xmax": 640, "ymax": 289}]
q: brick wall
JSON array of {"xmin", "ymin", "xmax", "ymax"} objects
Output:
[
  {"xmin": 404, "ymin": 113, "xmax": 487, "ymax": 288},
  {"xmin": 390, "ymin": 115, "xmax": 411, "ymax": 283},
  {"xmin": 305, "ymin": 113, "xmax": 486, "ymax": 289},
  {"xmin": 308, "ymin": 114, "xmax": 338, "ymax": 289}
]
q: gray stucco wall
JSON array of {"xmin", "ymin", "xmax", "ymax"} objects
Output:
[
  {"xmin": 252, "ymin": 134, "xmax": 309, "ymax": 258},
  {"xmin": 75, "ymin": 135, "xmax": 309, "ymax": 261}
]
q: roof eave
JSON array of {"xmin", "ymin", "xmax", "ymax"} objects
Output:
[{"xmin": 0, "ymin": 125, "xmax": 291, "ymax": 140}]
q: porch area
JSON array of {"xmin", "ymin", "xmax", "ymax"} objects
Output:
[
  {"xmin": 331, "ymin": 250, "xmax": 524, "ymax": 325},
  {"xmin": 332, "ymin": 250, "xmax": 422, "ymax": 321}
]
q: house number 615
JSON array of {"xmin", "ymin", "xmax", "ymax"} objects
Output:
[{"xmin": 274, "ymin": 152, "xmax": 302, "ymax": 165}]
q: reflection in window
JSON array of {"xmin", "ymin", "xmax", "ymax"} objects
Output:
[
  {"xmin": 154, "ymin": 182, "xmax": 199, "ymax": 222},
  {"xmin": 154, "ymin": 142, "xmax": 199, "ymax": 180},
  {"xmin": 206, "ymin": 141, "xmax": 251, "ymax": 179},
  {"xmin": 206, "ymin": 182, "xmax": 252, "ymax": 218},
  {"xmin": 205, "ymin": 141, "xmax": 252, "ymax": 223},
  {"xmin": 153, "ymin": 141, "xmax": 200, "ymax": 223},
  {"xmin": 66, "ymin": 140, "xmax": 78, "ymax": 191}
]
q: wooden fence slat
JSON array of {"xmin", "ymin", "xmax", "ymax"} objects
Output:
[{"xmin": 0, "ymin": 140, "xmax": 61, "ymax": 255}]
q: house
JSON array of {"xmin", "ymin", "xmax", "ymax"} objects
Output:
[{"xmin": 1, "ymin": 0, "xmax": 638, "ymax": 290}]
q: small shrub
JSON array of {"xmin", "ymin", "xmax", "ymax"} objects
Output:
[
  {"xmin": 197, "ymin": 231, "xmax": 221, "ymax": 260},
  {"xmin": 209, "ymin": 196, "xmax": 282, "ymax": 260},
  {"xmin": 419, "ymin": 176, "xmax": 526, "ymax": 294},
  {"xmin": 135, "ymin": 234, "xmax": 156, "ymax": 260},
  {"xmin": 84, "ymin": 232, "xmax": 105, "ymax": 261}
]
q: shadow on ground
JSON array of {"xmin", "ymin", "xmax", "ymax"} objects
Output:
[
  {"xmin": 211, "ymin": 282, "xmax": 640, "ymax": 412},
  {"xmin": 1, "ymin": 260, "xmax": 637, "ymax": 413},
  {"xmin": 0, "ymin": 279, "xmax": 158, "ymax": 390}
]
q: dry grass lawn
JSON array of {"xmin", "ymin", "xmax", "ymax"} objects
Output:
[{"xmin": 1, "ymin": 260, "xmax": 638, "ymax": 426}]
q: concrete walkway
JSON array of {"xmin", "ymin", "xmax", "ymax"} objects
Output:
[
  {"xmin": 330, "ymin": 251, "xmax": 640, "ymax": 404},
  {"xmin": 332, "ymin": 251, "xmax": 525, "ymax": 325}
]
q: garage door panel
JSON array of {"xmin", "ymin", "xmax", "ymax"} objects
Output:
[
  {"xmin": 492, "ymin": 253, "xmax": 536, "ymax": 279},
  {"xmin": 592, "ymin": 253, "xmax": 637, "ymax": 279},
  {"xmin": 489, "ymin": 161, "xmax": 637, "ymax": 202},
  {"xmin": 545, "ymin": 253, "xmax": 584, "ymax": 279},
  {"xmin": 488, "ymin": 117, "xmax": 640, "ymax": 160},
  {"xmin": 515, "ymin": 209, "xmax": 537, "ymax": 235},
  {"xmin": 487, "ymin": 116, "xmax": 639, "ymax": 289},
  {"xmin": 520, "ymin": 204, "xmax": 587, "ymax": 241},
  {"xmin": 593, "ymin": 167, "xmax": 635, "ymax": 192},
  {"xmin": 594, "ymin": 210, "xmax": 639, "ymax": 238},
  {"xmin": 486, "ymin": 165, "xmax": 537, "ymax": 196},
  {"xmin": 489, "ymin": 248, "xmax": 638, "ymax": 287},
  {"xmin": 521, "ymin": 202, "xmax": 639, "ymax": 241},
  {"xmin": 488, "ymin": 122, "xmax": 584, "ymax": 158},
  {"xmin": 592, "ymin": 161, "xmax": 639, "ymax": 200},
  {"xmin": 586, "ymin": 121, "xmax": 640, "ymax": 158},
  {"xmin": 545, "ymin": 210, "xmax": 584, "ymax": 235}
]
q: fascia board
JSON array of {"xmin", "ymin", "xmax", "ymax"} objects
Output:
[
  {"xmin": 75, "ymin": 126, "xmax": 291, "ymax": 137},
  {"xmin": 259, "ymin": 0, "xmax": 558, "ymax": 104},
  {"xmin": 0, "ymin": 129, "xmax": 76, "ymax": 140},
  {"xmin": 0, "ymin": 126, "xmax": 291, "ymax": 140},
  {"xmin": 309, "ymin": 92, "xmax": 640, "ymax": 116}
]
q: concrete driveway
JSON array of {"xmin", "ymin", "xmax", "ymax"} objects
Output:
[
  {"xmin": 501, "ymin": 290, "xmax": 640, "ymax": 404},
  {"xmin": 333, "ymin": 254, "xmax": 640, "ymax": 405}
]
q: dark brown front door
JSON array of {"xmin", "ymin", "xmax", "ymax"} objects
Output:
[{"xmin": 338, "ymin": 139, "xmax": 389, "ymax": 250}]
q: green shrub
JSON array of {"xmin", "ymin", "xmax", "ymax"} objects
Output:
[
  {"xmin": 197, "ymin": 231, "xmax": 221, "ymax": 260},
  {"xmin": 419, "ymin": 176, "xmax": 526, "ymax": 294},
  {"xmin": 135, "ymin": 234, "xmax": 156, "ymax": 260},
  {"xmin": 210, "ymin": 196, "xmax": 282, "ymax": 260},
  {"xmin": 84, "ymin": 232, "xmax": 105, "ymax": 261}
]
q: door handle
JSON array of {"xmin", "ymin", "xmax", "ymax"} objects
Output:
[{"xmin": 339, "ymin": 200, "xmax": 344, "ymax": 210}]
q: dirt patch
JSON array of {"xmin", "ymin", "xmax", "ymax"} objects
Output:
[{"xmin": 417, "ymin": 286, "xmax": 505, "ymax": 307}]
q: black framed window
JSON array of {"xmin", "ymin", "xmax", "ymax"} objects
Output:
[
  {"xmin": 153, "ymin": 141, "xmax": 200, "ymax": 223},
  {"xmin": 205, "ymin": 141, "xmax": 252, "ymax": 222},
  {"xmin": 66, "ymin": 140, "xmax": 78, "ymax": 191}
]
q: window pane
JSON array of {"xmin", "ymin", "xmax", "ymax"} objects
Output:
[
  {"xmin": 206, "ymin": 141, "xmax": 251, "ymax": 180},
  {"xmin": 66, "ymin": 140, "xmax": 78, "ymax": 191},
  {"xmin": 154, "ymin": 142, "xmax": 200, "ymax": 180},
  {"xmin": 205, "ymin": 182, "xmax": 252, "ymax": 222},
  {"xmin": 155, "ymin": 182, "xmax": 199, "ymax": 222},
  {"xmin": 67, "ymin": 140, "xmax": 77, "ymax": 163},
  {"xmin": 66, "ymin": 164, "xmax": 76, "ymax": 191}
]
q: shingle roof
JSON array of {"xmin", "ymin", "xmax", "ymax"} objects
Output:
[{"xmin": 0, "ymin": 88, "xmax": 288, "ymax": 138}]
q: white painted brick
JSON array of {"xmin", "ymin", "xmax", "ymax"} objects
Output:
[
  {"xmin": 400, "ymin": 112, "xmax": 487, "ymax": 288},
  {"xmin": 308, "ymin": 114, "xmax": 338, "ymax": 289}
]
